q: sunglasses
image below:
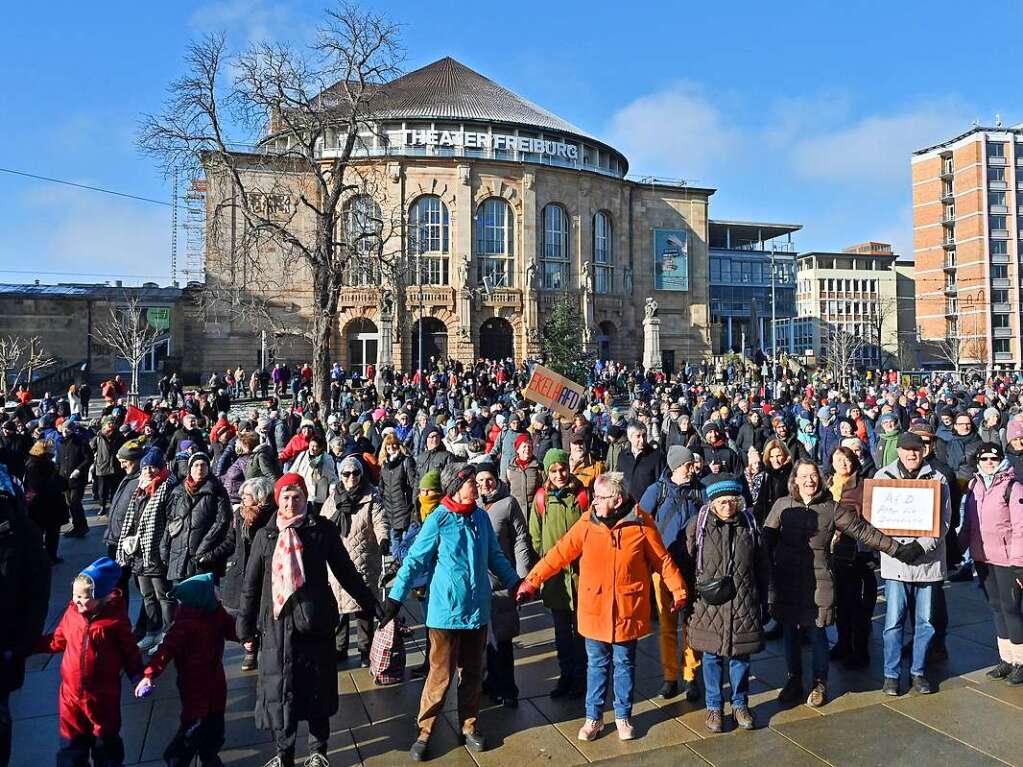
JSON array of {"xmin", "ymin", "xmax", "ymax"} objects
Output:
[
  {"xmin": 340, "ymin": 470, "xmax": 362, "ymax": 478},
  {"xmin": 978, "ymin": 455, "xmax": 1000, "ymax": 463}
]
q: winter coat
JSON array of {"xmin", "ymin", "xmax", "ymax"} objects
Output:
[
  {"xmin": 55, "ymin": 434, "xmax": 92, "ymax": 487},
  {"xmin": 290, "ymin": 450, "xmax": 337, "ymax": 505},
  {"xmin": 639, "ymin": 471, "xmax": 703, "ymax": 577},
  {"xmin": 497, "ymin": 428, "xmax": 526, "ymax": 477},
  {"xmin": 23, "ymin": 454, "xmax": 69, "ymax": 529},
  {"xmin": 104, "ymin": 470, "xmax": 141, "ymax": 550},
  {"xmin": 321, "ymin": 485, "xmax": 388, "ymax": 614},
  {"xmin": 525, "ymin": 502, "xmax": 687, "ymax": 643},
  {"xmin": 752, "ymin": 462, "xmax": 791, "ymax": 524},
  {"xmin": 221, "ymin": 501, "xmax": 275, "ymax": 611},
  {"xmin": 379, "ymin": 454, "xmax": 416, "ymax": 532},
  {"xmin": 238, "ymin": 514, "xmax": 376, "ymax": 732},
  {"xmin": 145, "ymin": 604, "xmax": 238, "ymax": 720},
  {"xmin": 735, "ymin": 418, "xmax": 769, "ymax": 460},
  {"xmin": 389, "ymin": 502, "xmax": 520, "ymax": 630},
  {"xmin": 960, "ymin": 464, "xmax": 1023, "ymax": 567},
  {"xmin": 481, "ymin": 484, "xmax": 533, "ymax": 641},
  {"xmin": 698, "ymin": 440, "xmax": 741, "ymax": 474},
  {"xmin": 38, "ymin": 592, "xmax": 143, "ymax": 738},
  {"xmin": 528, "ymin": 480, "xmax": 587, "ymax": 611},
  {"xmin": 570, "ymin": 456, "xmax": 604, "ymax": 491},
  {"xmin": 617, "ymin": 445, "xmax": 667, "ymax": 503},
  {"xmin": 90, "ymin": 431, "xmax": 125, "ymax": 477},
  {"xmin": 165, "ymin": 427, "xmax": 207, "ymax": 462},
  {"xmin": 763, "ymin": 489, "xmax": 900, "ymax": 626},
  {"xmin": 946, "ymin": 431, "xmax": 982, "ymax": 474},
  {"xmin": 506, "ymin": 458, "xmax": 542, "ymax": 521},
  {"xmin": 873, "ymin": 460, "xmax": 951, "ymax": 582},
  {"xmin": 605, "ymin": 438, "xmax": 628, "ymax": 472},
  {"xmin": 161, "ymin": 478, "xmax": 233, "ymax": 581},
  {"xmin": 222, "ymin": 453, "xmax": 251, "ymax": 504},
  {"xmin": 0, "ymin": 492, "xmax": 51, "ymax": 693},
  {"xmin": 120, "ymin": 476, "xmax": 175, "ymax": 578},
  {"xmin": 244, "ymin": 443, "xmax": 282, "ymax": 482},
  {"xmin": 685, "ymin": 510, "xmax": 770, "ymax": 657},
  {"xmin": 532, "ymin": 427, "xmax": 562, "ymax": 465},
  {"xmin": 414, "ymin": 445, "xmax": 454, "ymax": 484}
]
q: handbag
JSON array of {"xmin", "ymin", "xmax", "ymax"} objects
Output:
[{"xmin": 696, "ymin": 521, "xmax": 738, "ymax": 606}]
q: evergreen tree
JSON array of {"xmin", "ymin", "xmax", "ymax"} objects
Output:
[{"xmin": 540, "ymin": 294, "xmax": 595, "ymax": 385}]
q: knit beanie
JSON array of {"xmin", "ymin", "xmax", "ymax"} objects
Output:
[
  {"xmin": 418, "ymin": 469, "xmax": 442, "ymax": 491},
  {"xmin": 1008, "ymin": 416, "xmax": 1023, "ymax": 444},
  {"xmin": 514, "ymin": 434, "xmax": 532, "ymax": 452},
  {"xmin": 274, "ymin": 472, "xmax": 307, "ymax": 504},
  {"xmin": 339, "ymin": 455, "xmax": 363, "ymax": 476},
  {"xmin": 117, "ymin": 441, "xmax": 145, "ymax": 462},
  {"xmin": 984, "ymin": 407, "xmax": 1000, "ymax": 423},
  {"xmin": 188, "ymin": 452, "xmax": 211, "ymax": 471},
  {"xmin": 171, "ymin": 573, "xmax": 218, "ymax": 613},
  {"xmin": 80, "ymin": 557, "xmax": 121, "ymax": 600},
  {"xmin": 543, "ymin": 448, "xmax": 570, "ymax": 473},
  {"xmin": 441, "ymin": 462, "xmax": 477, "ymax": 498},
  {"xmin": 702, "ymin": 474, "xmax": 744, "ymax": 504},
  {"xmin": 140, "ymin": 447, "xmax": 166, "ymax": 470}
]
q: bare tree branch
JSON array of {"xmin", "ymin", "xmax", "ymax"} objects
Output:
[
  {"xmin": 0, "ymin": 336, "xmax": 58, "ymax": 396},
  {"xmin": 91, "ymin": 296, "xmax": 164, "ymax": 404}
]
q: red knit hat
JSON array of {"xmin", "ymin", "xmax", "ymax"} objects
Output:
[
  {"xmin": 514, "ymin": 434, "xmax": 531, "ymax": 452},
  {"xmin": 274, "ymin": 472, "xmax": 308, "ymax": 504}
]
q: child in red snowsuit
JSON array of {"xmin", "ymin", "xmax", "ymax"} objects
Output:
[
  {"xmin": 37, "ymin": 557, "xmax": 143, "ymax": 767},
  {"xmin": 134, "ymin": 572, "xmax": 238, "ymax": 767}
]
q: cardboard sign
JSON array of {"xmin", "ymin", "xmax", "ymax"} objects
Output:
[
  {"xmin": 863, "ymin": 478, "xmax": 942, "ymax": 538},
  {"xmin": 523, "ymin": 364, "xmax": 586, "ymax": 420}
]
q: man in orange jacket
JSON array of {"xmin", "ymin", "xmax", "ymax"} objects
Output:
[{"xmin": 517, "ymin": 471, "xmax": 687, "ymax": 743}]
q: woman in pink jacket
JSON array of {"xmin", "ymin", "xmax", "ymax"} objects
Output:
[{"xmin": 960, "ymin": 442, "xmax": 1023, "ymax": 685}]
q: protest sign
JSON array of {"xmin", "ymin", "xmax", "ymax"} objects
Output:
[
  {"xmin": 863, "ymin": 479, "xmax": 942, "ymax": 538},
  {"xmin": 523, "ymin": 365, "xmax": 586, "ymax": 421}
]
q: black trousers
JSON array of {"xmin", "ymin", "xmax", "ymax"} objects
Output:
[
  {"xmin": 42, "ymin": 524, "xmax": 61, "ymax": 561},
  {"xmin": 64, "ymin": 485, "xmax": 87, "ymax": 532},
  {"xmin": 977, "ymin": 561, "xmax": 1023, "ymax": 644},
  {"xmin": 484, "ymin": 639, "xmax": 518, "ymax": 700},
  {"xmin": 273, "ymin": 716, "xmax": 329, "ymax": 766},
  {"xmin": 833, "ymin": 555, "xmax": 877, "ymax": 657},
  {"xmin": 0, "ymin": 690, "xmax": 10, "ymax": 767},
  {"xmin": 163, "ymin": 712, "xmax": 225, "ymax": 767},
  {"xmin": 336, "ymin": 612, "xmax": 373, "ymax": 657},
  {"xmin": 57, "ymin": 733, "xmax": 124, "ymax": 767},
  {"xmin": 95, "ymin": 474, "xmax": 121, "ymax": 511}
]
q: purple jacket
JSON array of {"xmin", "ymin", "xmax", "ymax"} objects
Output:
[
  {"xmin": 223, "ymin": 453, "xmax": 252, "ymax": 505},
  {"xmin": 960, "ymin": 465, "xmax": 1023, "ymax": 567}
]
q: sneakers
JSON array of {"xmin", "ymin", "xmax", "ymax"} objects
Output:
[
  {"xmin": 882, "ymin": 677, "xmax": 900, "ymax": 696},
  {"xmin": 262, "ymin": 758, "xmax": 284, "ymax": 767},
  {"xmin": 912, "ymin": 674, "xmax": 932, "ymax": 694},
  {"xmin": 147, "ymin": 632, "xmax": 166, "ymax": 656},
  {"xmin": 1006, "ymin": 665, "xmax": 1023, "ymax": 686},
  {"xmin": 614, "ymin": 718, "xmax": 635, "ymax": 741},
  {"xmin": 577, "ymin": 718, "xmax": 604, "ymax": 741},
  {"xmin": 777, "ymin": 675, "xmax": 803, "ymax": 704},
  {"xmin": 704, "ymin": 708, "xmax": 723, "ymax": 733},
  {"xmin": 659, "ymin": 680, "xmax": 679, "ymax": 699},
  {"xmin": 986, "ymin": 661, "xmax": 1015, "ymax": 680},
  {"xmin": 409, "ymin": 739, "xmax": 428, "ymax": 762},
  {"xmin": 806, "ymin": 679, "xmax": 827, "ymax": 708},
  {"xmin": 303, "ymin": 754, "xmax": 330, "ymax": 767},
  {"xmin": 137, "ymin": 631, "xmax": 162, "ymax": 652},
  {"xmin": 733, "ymin": 706, "xmax": 756, "ymax": 730}
]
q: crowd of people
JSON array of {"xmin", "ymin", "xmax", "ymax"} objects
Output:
[{"xmin": 0, "ymin": 353, "xmax": 1021, "ymax": 767}]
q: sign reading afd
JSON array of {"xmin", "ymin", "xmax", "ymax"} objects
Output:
[{"xmin": 523, "ymin": 364, "xmax": 586, "ymax": 420}]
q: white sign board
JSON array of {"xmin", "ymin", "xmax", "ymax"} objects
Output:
[{"xmin": 863, "ymin": 479, "xmax": 941, "ymax": 538}]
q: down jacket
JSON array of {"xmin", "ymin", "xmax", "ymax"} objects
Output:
[
  {"xmin": 161, "ymin": 478, "xmax": 234, "ymax": 581},
  {"xmin": 244, "ymin": 444, "xmax": 282, "ymax": 482},
  {"xmin": 960, "ymin": 462, "xmax": 1023, "ymax": 567},
  {"xmin": 379, "ymin": 453, "xmax": 416, "ymax": 532},
  {"xmin": 763, "ymin": 488, "xmax": 900, "ymax": 626},
  {"xmin": 321, "ymin": 485, "xmax": 388, "ymax": 614},
  {"xmin": 525, "ymin": 501, "xmax": 687, "ymax": 644},
  {"xmin": 481, "ymin": 483, "xmax": 533, "ymax": 641},
  {"xmin": 506, "ymin": 458, "xmax": 542, "ymax": 521},
  {"xmin": 685, "ymin": 509, "xmax": 770, "ymax": 657},
  {"xmin": 528, "ymin": 478, "xmax": 587, "ymax": 611},
  {"xmin": 221, "ymin": 501, "xmax": 275, "ymax": 611}
]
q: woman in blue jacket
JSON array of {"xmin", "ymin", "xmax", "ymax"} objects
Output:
[{"xmin": 382, "ymin": 462, "xmax": 520, "ymax": 762}]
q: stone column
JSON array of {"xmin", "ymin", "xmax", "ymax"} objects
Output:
[
  {"xmin": 377, "ymin": 291, "xmax": 394, "ymax": 369},
  {"xmin": 454, "ymin": 165, "xmax": 474, "ymax": 362},
  {"xmin": 643, "ymin": 298, "xmax": 662, "ymax": 371}
]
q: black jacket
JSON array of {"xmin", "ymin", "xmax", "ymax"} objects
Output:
[
  {"xmin": 617, "ymin": 445, "xmax": 667, "ymax": 503},
  {"xmin": 55, "ymin": 434, "xmax": 93, "ymax": 486},
  {"xmin": 379, "ymin": 454, "xmax": 415, "ymax": 532},
  {"xmin": 91, "ymin": 431, "xmax": 125, "ymax": 477},
  {"xmin": 221, "ymin": 501, "xmax": 274, "ymax": 611},
  {"xmin": 161, "ymin": 477, "xmax": 233, "ymax": 581},
  {"xmin": 165, "ymin": 427, "xmax": 208, "ymax": 462},
  {"xmin": 103, "ymin": 469, "xmax": 141, "ymax": 550},
  {"xmin": 414, "ymin": 446, "xmax": 453, "ymax": 485},
  {"xmin": 0, "ymin": 432, "xmax": 31, "ymax": 480},
  {"xmin": 22, "ymin": 455, "xmax": 68, "ymax": 529}
]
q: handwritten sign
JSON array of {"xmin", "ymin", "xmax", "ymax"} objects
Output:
[
  {"xmin": 863, "ymin": 479, "xmax": 942, "ymax": 538},
  {"xmin": 523, "ymin": 364, "xmax": 586, "ymax": 420}
]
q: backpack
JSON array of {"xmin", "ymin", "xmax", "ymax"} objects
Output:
[{"xmin": 533, "ymin": 486, "xmax": 589, "ymax": 521}]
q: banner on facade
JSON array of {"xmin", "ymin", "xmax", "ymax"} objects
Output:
[
  {"xmin": 523, "ymin": 364, "xmax": 586, "ymax": 420},
  {"xmin": 653, "ymin": 228, "xmax": 689, "ymax": 291}
]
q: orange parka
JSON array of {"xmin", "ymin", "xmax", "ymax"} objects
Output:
[{"xmin": 525, "ymin": 502, "xmax": 687, "ymax": 643}]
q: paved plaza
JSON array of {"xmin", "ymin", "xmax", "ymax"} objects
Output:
[{"xmin": 11, "ymin": 497, "xmax": 1023, "ymax": 767}]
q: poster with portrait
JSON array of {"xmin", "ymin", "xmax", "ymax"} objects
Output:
[{"xmin": 653, "ymin": 228, "xmax": 689, "ymax": 291}]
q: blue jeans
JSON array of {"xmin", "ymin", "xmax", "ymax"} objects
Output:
[
  {"xmin": 883, "ymin": 579, "xmax": 936, "ymax": 678},
  {"xmin": 551, "ymin": 609, "xmax": 586, "ymax": 683},
  {"xmin": 783, "ymin": 622, "xmax": 829, "ymax": 681},
  {"xmin": 584, "ymin": 638, "xmax": 636, "ymax": 721},
  {"xmin": 702, "ymin": 652, "xmax": 751, "ymax": 710}
]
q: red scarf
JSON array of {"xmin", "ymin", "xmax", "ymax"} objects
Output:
[
  {"xmin": 184, "ymin": 475, "xmax": 207, "ymax": 496},
  {"xmin": 515, "ymin": 458, "xmax": 531, "ymax": 470},
  {"xmin": 441, "ymin": 495, "xmax": 476, "ymax": 515},
  {"xmin": 136, "ymin": 468, "xmax": 169, "ymax": 497}
]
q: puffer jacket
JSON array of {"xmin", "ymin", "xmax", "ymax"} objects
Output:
[
  {"xmin": 525, "ymin": 501, "xmax": 687, "ymax": 643},
  {"xmin": 481, "ymin": 483, "xmax": 533, "ymax": 641},
  {"xmin": 506, "ymin": 458, "xmax": 542, "ymax": 521},
  {"xmin": 379, "ymin": 453, "xmax": 416, "ymax": 532},
  {"xmin": 90, "ymin": 431, "xmax": 125, "ymax": 477},
  {"xmin": 389, "ymin": 502, "xmax": 520, "ymax": 630},
  {"xmin": 321, "ymin": 485, "xmax": 388, "ymax": 614},
  {"xmin": 290, "ymin": 449, "xmax": 337, "ymax": 505},
  {"xmin": 497, "ymin": 428, "xmax": 526, "ymax": 477},
  {"xmin": 528, "ymin": 478, "xmax": 587, "ymax": 611},
  {"xmin": 221, "ymin": 501, "xmax": 274, "ymax": 611},
  {"xmin": 161, "ymin": 478, "xmax": 233, "ymax": 581},
  {"xmin": 873, "ymin": 459, "xmax": 951, "ymax": 582},
  {"xmin": 685, "ymin": 509, "xmax": 770, "ymax": 657},
  {"xmin": 414, "ymin": 445, "xmax": 454, "ymax": 484},
  {"xmin": 570, "ymin": 456, "xmax": 604, "ymax": 491},
  {"xmin": 639, "ymin": 471, "xmax": 703, "ymax": 577},
  {"xmin": 763, "ymin": 488, "xmax": 900, "ymax": 626},
  {"xmin": 104, "ymin": 470, "xmax": 141, "ymax": 551},
  {"xmin": 244, "ymin": 444, "xmax": 282, "ymax": 482},
  {"xmin": 960, "ymin": 462, "xmax": 1023, "ymax": 567}
]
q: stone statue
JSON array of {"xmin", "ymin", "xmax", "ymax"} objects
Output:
[
  {"xmin": 644, "ymin": 297, "xmax": 658, "ymax": 321},
  {"xmin": 525, "ymin": 257, "xmax": 538, "ymax": 290},
  {"xmin": 379, "ymin": 289, "xmax": 394, "ymax": 317},
  {"xmin": 581, "ymin": 259, "xmax": 593, "ymax": 292},
  {"xmin": 624, "ymin": 265, "xmax": 634, "ymax": 295},
  {"xmin": 459, "ymin": 253, "xmax": 472, "ymax": 285}
]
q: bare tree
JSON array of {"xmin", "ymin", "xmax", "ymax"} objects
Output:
[
  {"xmin": 820, "ymin": 323, "xmax": 863, "ymax": 389},
  {"xmin": 931, "ymin": 334, "xmax": 966, "ymax": 381},
  {"xmin": 139, "ymin": 3, "xmax": 404, "ymax": 407},
  {"xmin": 865, "ymin": 296, "xmax": 899, "ymax": 370},
  {"xmin": 0, "ymin": 335, "xmax": 58, "ymax": 396},
  {"xmin": 91, "ymin": 297, "xmax": 164, "ymax": 403}
]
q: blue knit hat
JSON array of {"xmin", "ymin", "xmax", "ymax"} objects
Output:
[
  {"xmin": 702, "ymin": 474, "xmax": 744, "ymax": 504},
  {"xmin": 80, "ymin": 557, "xmax": 121, "ymax": 600},
  {"xmin": 171, "ymin": 573, "xmax": 218, "ymax": 613},
  {"xmin": 140, "ymin": 447, "xmax": 165, "ymax": 470}
]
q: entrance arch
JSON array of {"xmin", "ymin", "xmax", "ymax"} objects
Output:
[
  {"xmin": 410, "ymin": 317, "xmax": 448, "ymax": 371},
  {"xmin": 479, "ymin": 317, "xmax": 514, "ymax": 361},
  {"xmin": 346, "ymin": 317, "xmax": 378, "ymax": 376},
  {"xmin": 597, "ymin": 321, "xmax": 616, "ymax": 361}
]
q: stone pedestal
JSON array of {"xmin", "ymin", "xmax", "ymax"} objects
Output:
[
  {"xmin": 378, "ymin": 313, "xmax": 394, "ymax": 368},
  {"xmin": 643, "ymin": 317, "xmax": 662, "ymax": 371}
]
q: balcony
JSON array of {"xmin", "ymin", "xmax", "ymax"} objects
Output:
[
  {"xmin": 944, "ymin": 254, "xmax": 957, "ymax": 269},
  {"xmin": 995, "ymin": 351, "xmax": 1014, "ymax": 362},
  {"xmin": 943, "ymin": 238, "xmax": 957, "ymax": 249},
  {"xmin": 990, "ymin": 204, "xmax": 1009, "ymax": 214},
  {"xmin": 988, "ymin": 155, "xmax": 1008, "ymax": 166},
  {"xmin": 941, "ymin": 160, "xmax": 954, "ymax": 177},
  {"xmin": 992, "ymin": 277, "xmax": 1011, "ymax": 288},
  {"xmin": 942, "ymin": 211, "xmax": 956, "ymax": 223},
  {"xmin": 989, "ymin": 180, "xmax": 1008, "ymax": 191},
  {"xmin": 991, "ymin": 229, "xmax": 1010, "ymax": 239},
  {"xmin": 941, "ymin": 190, "xmax": 954, "ymax": 202},
  {"xmin": 994, "ymin": 303, "xmax": 1012, "ymax": 313},
  {"xmin": 943, "ymin": 283, "xmax": 957, "ymax": 295},
  {"xmin": 994, "ymin": 327, "xmax": 1013, "ymax": 338}
]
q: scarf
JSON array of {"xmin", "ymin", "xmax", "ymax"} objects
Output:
[
  {"xmin": 830, "ymin": 473, "xmax": 850, "ymax": 502},
  {"xmin": 137, "ymin": 468, "xmax": 170, "ymax": 497},
  {"xmin": 185, "ymin": 475, "xmax": 207, "ymax": 496},
  {"xmin": 117, "ymin": 473, "xmax": 172, "ymax": 569},
  {"xmin": 240, "ymin": 499, "xmax": 272, "ymax": 529},
  {"xmin": 419, "ymin": 495, "xmax": 441, "ymax": 522},
  {"xmin": 979, "ymin": 459, "xmax": 1010, "ymax": 489},
  {"xmin": 271, "ymin": 511, "xmax": 307, "ymax": 619},
  {"xmin": 441, "ymin": 495, "xmax": 476, "ymax": 515},
  {"xmin": 878, "ymin": 430, "xmax": 901, "ymax": 467}
]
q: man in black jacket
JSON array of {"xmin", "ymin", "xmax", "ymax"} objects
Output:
[
  {"xmin": 104, "ymin": 443, "xmax": 144, "ymax": 633},
  {"xmin": 55, "ymin": 420, "xmax": 93, "ymax": 537},
  {"xmin": 617, "ymin": 420, "xmax": 667, "ymax": 502}
]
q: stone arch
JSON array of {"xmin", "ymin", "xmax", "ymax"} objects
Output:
[
  {"xmin": 473, "ymin": 180, "xmax": 523, "ymax": 217},
  {"xmin": 408, "ymin": 180, "xmax": 457, "ymax": 215}
]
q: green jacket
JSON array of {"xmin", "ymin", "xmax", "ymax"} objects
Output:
[{"xmin": 528, "ymin": 479, "xmax": 585, "ymax": 611}]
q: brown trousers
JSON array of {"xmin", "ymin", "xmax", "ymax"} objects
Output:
[{"xmin": 417, "ymin": 627, "xmax": 487, "ymax": 738}]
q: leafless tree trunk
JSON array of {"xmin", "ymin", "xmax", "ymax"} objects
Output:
[
  {"xmin": 0, "ymin": 336, "xmax": 58, "ymax": 396},
  {"xmin": 91, "ymin": 297, "xmax": 163, "ymax": 404},
  {"xmin": 138, "ymin": 2, "xmax": 403, "ymax": 409},
  {"xmin": 821, "ymin": 323, "xmax": 863, "ymax": 390},
  {"xmin": 866, "ymin": 296, "xmax": 898, "ymax": 370},
  {"xmin": 932, "ymin": 335, "xmax": 965, "ymax": 382}
]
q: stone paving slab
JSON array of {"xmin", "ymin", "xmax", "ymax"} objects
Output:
[{"xmin": 687, "ymin": 726, "xmax": 830, "ymax": 766}]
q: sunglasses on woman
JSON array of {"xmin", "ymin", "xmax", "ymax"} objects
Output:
[{"xmin": 340, "ymin": 470, "xmax": 362, "ymax": 478}]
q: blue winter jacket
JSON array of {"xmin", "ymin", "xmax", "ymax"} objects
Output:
[
  {"xmin": 638, "ymin": 470, "xmax": 703, "ymax": 570},
  {"xmin": 388, "ymin": 503, "xmax": 520, "ymax": 630}
]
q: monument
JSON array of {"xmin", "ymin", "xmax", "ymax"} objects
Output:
[{"xmin": 642, "ymin": 297, "xmax": 662, "ymax": 371}]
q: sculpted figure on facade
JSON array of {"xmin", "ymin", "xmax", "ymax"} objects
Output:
[
  {"xmin": 623, "ymin": 265, "xmax": 634, "ymax": 295},
  {"xmin": 644, "ymin": 297, "xmax": 658, "ymax": 321}
]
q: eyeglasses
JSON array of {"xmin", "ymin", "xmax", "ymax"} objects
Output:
[
  {"xmin": 955, "ymin": 422, "xmax": 972, "ymax": 428},
  {"xmin": 978, "ymin": 456, "xmax": 1000, "ymax": 463},
  {"xmin": 593, "ymin": 493, "xmax": 617, "ymax": 502},
  {"xmin": 340, "ymin": 471, "xmax": 362, "ymax": 478}
]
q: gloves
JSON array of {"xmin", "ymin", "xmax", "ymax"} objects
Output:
[
  {"xmin": 134, "ymin": 677, "xmax": 154, "ymax": 699},
  {"xmin": 378, "ymin": 598, "xmax": 401, "ymax": 626},
  {"xmin": 893, "ymin": 541, "xmax": 925, "ymax": 564},
  {"xmin": 515, "ymin": 579, "xmax": 538, "ymax": 605},
  {"xmin": 70, "ymin": 469, "xmax": 81, "ymax": 480},
  {"xmin": 380, "ymin": 537, "xmax": 391, "ymax": 557}
]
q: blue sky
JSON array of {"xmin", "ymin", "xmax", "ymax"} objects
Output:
[{"xmin": 1, "ymin": 0, "xmax": 1020, "ymax": 285}]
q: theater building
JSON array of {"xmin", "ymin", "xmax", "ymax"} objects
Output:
[{"xmin": 200, "ymin": 57, "xmax": 714, "ymax": 374}]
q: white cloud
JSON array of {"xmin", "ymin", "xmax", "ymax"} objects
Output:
[
  {"xmin": 604, "ymin": 83, "xmax": 741, "ymax": 181},
  {"xmin": 190, "ymin": 0, "xmax": 293, "ymax": 45}
]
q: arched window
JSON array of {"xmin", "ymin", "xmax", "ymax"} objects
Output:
[
  {"xmin": 341, "ymin": 195, "xmax": 381, "ymax": 286},
  {"xmin": 475, "ymin": 198, "xmax": 514, "ymax": 288},
  {"xmin": 541, "ymin": 203, "xmax": 569, "ymax": 290},
  {"xmin": 593, "ymin": 211, "xmax": 613, "ymax": 293},
  {"xmin": 408, "ymin": 195, "xmax": 450, "ymax": 285}
]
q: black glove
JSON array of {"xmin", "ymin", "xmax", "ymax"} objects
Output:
[
  {"xmin": 380, "ymin": 537, "xmax": 391, "ymax": 557},
  {"xmin": 893, "ymin": 541, "xmax": 925, "ymax": 564},
  {"xmin": 378, "ymin": 597, "xmax": 401, "ymax": 626}
]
